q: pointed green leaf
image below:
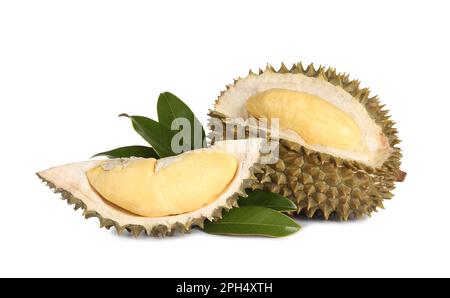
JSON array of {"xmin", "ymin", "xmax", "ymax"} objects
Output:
[
  {"xmin": 119, "ymin": 113, "xmax": 176, "ymax": 158},
  {"xmin": 203, "ymin": 206, "xmax": 300, "ymax": 237},
  {"xmin": 157, "ymin": 92, "xmax": 206, "ymax": 149},
  {"xmin": 238, "ymin": 190, "xmax": 297, "ymax": 212},
  {"xmin": 92, "ymin": 146, "xmax": 159, "ymax": 159}
]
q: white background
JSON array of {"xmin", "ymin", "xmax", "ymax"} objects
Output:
[{"xmin": 1, "ymin": 0, "xmax": 449, "ymax": 278}]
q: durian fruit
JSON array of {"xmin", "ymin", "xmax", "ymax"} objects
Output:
[
  {"xmin": 37, "ymin": 139, "xmax": 266, "ymax": 236},
  {"xmin": 209, "ymin": 63, "xmax": 403, "ymax": 220}
]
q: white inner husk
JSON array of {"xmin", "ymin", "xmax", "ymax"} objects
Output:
[{"xmin": 215, "ymin": 72, "xmax": 392, "ymax": 167}]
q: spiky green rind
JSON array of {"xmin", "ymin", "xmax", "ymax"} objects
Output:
[{"xmin": 208, "ymin": 62, "xmax": 402, "ymax": 220}]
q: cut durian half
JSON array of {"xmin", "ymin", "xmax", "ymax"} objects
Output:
[
  {"xmin": 37, "ymin": 139, "xmax": 266, "ymax": 236},
  {"xmin": 209, "ymin": 63, "xmax": 402, "ymax": 220}
]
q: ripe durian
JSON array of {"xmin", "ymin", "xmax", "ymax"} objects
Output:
[
  {"xmin": 209, "ymin": 63, "xmax": 403, "ymax": 220},
  {"xmin": 37, "ymin": 139, "xmax": 266, "ymax": 236}
]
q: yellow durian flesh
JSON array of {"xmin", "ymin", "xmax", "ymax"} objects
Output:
[
  {"xmin": 86, "ymin": 152, "xmax": 238, "ymax": 218},
  {"xmin": 246, "ymin": 88, "xmax": 362, "ymax": 151}
]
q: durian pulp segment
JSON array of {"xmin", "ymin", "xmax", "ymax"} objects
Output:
[
  {"xmin": 86, "ymin": 152, "xmax": 238, "ymax": 218},
  {"xmin": 246, "ymin": 88, "xmax": 362, "ymax": 151}
]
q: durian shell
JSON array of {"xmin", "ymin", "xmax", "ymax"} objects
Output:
[
  {"xmin": 37, "ymin": 139, "xmax": 265, "ymax": 236},
  {"xmin": 209, "ymin": 63, "xmax": 402, "ymax": 220}
]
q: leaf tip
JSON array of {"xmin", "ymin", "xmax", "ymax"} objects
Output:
[
  {"xmin": 160, "ymin": 91, "xmax": 173, "ymax": 97},
  {"xmin": 90, "ymin": 153, "xmax": 103, "ymax": 159}
]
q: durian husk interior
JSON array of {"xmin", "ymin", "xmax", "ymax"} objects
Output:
[
  {"xmin": 37, "ymin": 139, "xmax": 263, "ymax": 236},
  {"xmin": 209, "ymin": 63, "xmax": 402, "ymax": 220}
]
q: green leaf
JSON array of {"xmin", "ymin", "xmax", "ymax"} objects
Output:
[
  {"xmin": 157, "ymin": 92, "xmax": 206, "ymax": 150},
  {"xmin": 119, "ymin": 113, "xmax": 176, "ymax": 158},
  {"xmin": 92, "ymin": 146, "xmax": 159, "ymax": 159},
  {"xmin": 238, "ymin": 190, "xmax": 297, "ymax": 212},
  {"xmin": 203, "ymin": 206, "xmax": 300, "ymax": 237}
]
